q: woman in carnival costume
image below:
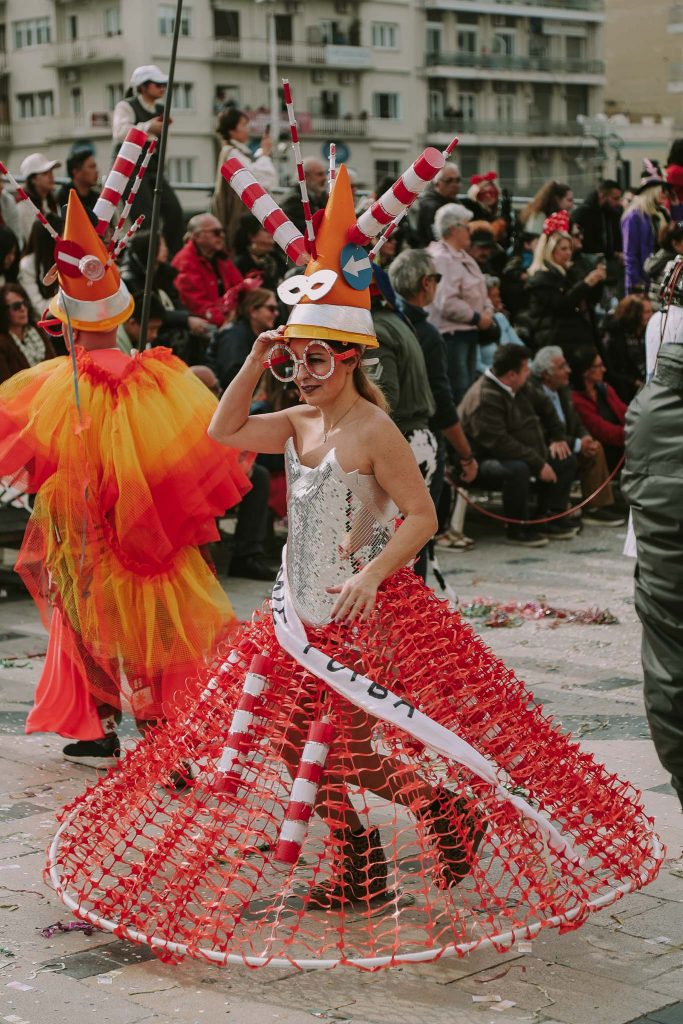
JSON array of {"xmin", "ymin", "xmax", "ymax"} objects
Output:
[
  {"xmin": 0, "ymin": 176, "xmax": 252, "ymax": 766},
  {"xmin": 46, "ymin": 156, "xmax": 662, "ymax": 970}
]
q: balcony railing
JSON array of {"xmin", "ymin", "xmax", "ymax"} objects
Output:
[
  {"xmin": 426, "ymin": 51, "xmax": 605, "ymax": 75},
  {"xmin": 427, "ymin": 117, "xmax": 586, "ymax": 136},
  {"xmin": 420, "ymin": 0, "xmax": 604, "ymax": 11},
  {"xmin": 247, "ymin": 111, "xmax": 368, "ymax": 137},
  {"xmin": 212, "ymin": 38, "xmax": 371, "ymax": 68},
  {"xmin": 43, "ymin": 35, "xmax": 124, "ymax": 67}
]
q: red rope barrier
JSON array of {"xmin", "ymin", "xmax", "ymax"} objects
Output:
[{"xmin": 456, "ymin": 454, "xmax": 625, "ymax": 527}]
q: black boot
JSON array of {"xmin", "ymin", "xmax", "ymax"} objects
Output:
[
  {"xmin": 62, "ymin": 733, "xmax": 121, "ymax": 768},
  {"xmin": 420, "ymin": 786, "xmax": 487, "ymax": 888},
  {"xmin": 309, "ymin": 827, "xmax": 390, "ymax": 909}
]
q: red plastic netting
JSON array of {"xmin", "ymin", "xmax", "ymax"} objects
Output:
[{"xmin": 47, "ymin": 569, "xmax": 662, "ymax": 970}]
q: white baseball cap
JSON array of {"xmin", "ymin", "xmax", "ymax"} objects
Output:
[
  {"xmin": 19, "ymin": 153, "xmax": 61, "ymax": 179},
  {"xmin": 130, "ymin": 65, "xmax": 168, "ymax": 89}
]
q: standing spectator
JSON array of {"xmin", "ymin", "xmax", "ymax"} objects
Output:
[
  {"xmin": 0, "ymin": 283, "xmax": 55, "ymax": 384},
  {"xmin": 122, "ymin": 230, "xmax": 212, "ymax": 363},
  {"xmin": 644, "ymin": 220, "xmax": 683, "ymax": 305},
  {"xmin": 427, "ymin": 203, "xmax": 497, "ymax": 403},
  {"xmin": 518, "ymin": 180, "xmax": 573, "ymax": 235},
  {"xmin": 529, "ymin": 346, "xmax": 625, "ymax": 526},
  {"xmin": 621, "ymin": 171, "xmax": 671, "ymax": 293},
  {"xmin": 665, "ymin": 162, "xmax": 683, "ymax": 220},
  {"xmin": 17, "ymin": 154, "xmax": 60, "ymax": 247},
  {"xmin": 171, "ymin": 214, "xmax": 243, "ymax": 328},
  {"xmin": 500, "ymin": 230, "xmax": 538, "ymax": 321},
  {"xmin": 602, "ymin": 294, "xmax": 651, "ymax": 403},
  {"xmin": 0, "ymin": 178, "xmax": 22, "ymax": 244},
  {"xmin": 571, "ymin": 180, "xmax": 623, "ymax": 270},
  {"xmin": 462, "ymin": 171, "xmax": 499, "ymax": 222},
  {"xmin": 211, "ymin": 107, "xmax": 277, "ymax": 254},
  {"xmin": 525, "ymin": 211, "xmax": 606, "ymax": 355},
  {"xmin": 477, "ymin": 275, "xmax": 524, "ymax": 375},
  {"xmin": 0, "ymin": 226, "xmax": 20, "ymax": 288},
  {"xmin": 281, "ymin": 157, "xmax": 327, "ymax": 235},
  {"xmin": 112, "ymin": 65, "xmax": 184, "ymax": 255},
  {"xmin": 18, "ymin": 215, "xmax": 62, "ymax": 322},
  {"xmin": 468, "ymin": 221, "xmax": 505, "ymax": 276},
  {"xmin": 55, "ymin": 149, "xmax": 100, "ymax": 211},
  {"xmin": 458, "ymin": 344, "xmax": 578, "ymax": 545},
  {"xmin": 411, "ymin": 164, "xmax": 462, "ymax": 247},
  {"xmin": 232, "ymin": 213, "xmax": 286, "ymax": 293},
  {"xmin": 569, "ymin": 346, "xmax": 627, "ymax": 471},
  {"xmin": 207, "ymin": 285, "xmax": 279, "ymax": 391}
]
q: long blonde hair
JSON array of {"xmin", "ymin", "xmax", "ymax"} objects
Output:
[
  {"xmin": 528, "ymin": 231, "xmax": 571, "ymax": 277},
  {"xmin": 622, "ymin": 185, "xmax": 662, "ymax": 221},
  {"xmin": 331, "ymin": 341, "xmax": 389, "ymax": 413}
]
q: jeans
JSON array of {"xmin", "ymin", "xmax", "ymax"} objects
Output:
[
  {"xmin": 475, "ymin": 455, "xmax": 577, "ymax": 523},
  {"xmin": 233, "ymin": 463, "xmax": 270, "ymax": 558},
  {"xmin": 442, "ymin": 329, "xmax": 478, "ymax": 405}
]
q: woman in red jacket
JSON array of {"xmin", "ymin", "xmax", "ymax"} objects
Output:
[{"xmin": 570, "ymin": 346, "xmax": 627, "ymax": 471}]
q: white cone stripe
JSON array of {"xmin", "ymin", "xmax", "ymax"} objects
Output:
[
  {"xmin": 300, "ymin": 741, "xmax": 329, "ymax": 766},
  {"xmin": 251, "ymin": 194, "xmax": 277, "ymax": 222},
  {"xmin": 243, "ymin": 673, "xmax": 267, "ymax": 697},
  {"xmin": 118, "ymin": 141, "xmax": 143, "ymax": 163},
  {"xmin": 273, "ymin": 222, "xmax": 301, "ymax": 248},
  {"xmin": 229, "ymin": 167, "xmax": 256, "ymax": 197},
  {"xmin": 216, "ymin": 746, "xmax": 239, "ymax": 773},
  {"xmin": 402, "ymin": 166, "xmax": 429, "ymax": 191},
  {"xmin": 290, "ymin": 778, "xmax": 319, "ymax": 805},
  {"xmin": 279, "ymin": 819, "xmax": 308, "ymax": 845},
  {"xmin": 229, "ymin": 709, "xmax": 253, "ymax": 735},
  {"xmin": 105, "ymin": 170, "xmax": 129, "ymax": 196}
]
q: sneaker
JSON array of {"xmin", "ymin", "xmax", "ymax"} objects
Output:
[
  {"xmin": 229, "ymin": 555, "xmax": 278, "ymax": 581},
  {"xmin": 539, "ymin": 521, "xmax": 580, "ymax": 540},
  {"xmin": 584, "ymin": 507, "xmax": 627, "ymax": 527},
  {"xmin": 504, "ymin": 527, "xmax": 548, "ymax": 548},
  {"xmin": 62, "ymin": 733, "xmax": 121, "ymax": 768}
]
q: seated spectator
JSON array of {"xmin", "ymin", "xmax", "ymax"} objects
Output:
[
  {"xmin": 458, "ymin": 343, "xmax": 579, "ymax": 546},
  {"xmin": 427, "ymin": 203, "xmax": 497, "ymax": 403},
  {"xmin": 462, "ymin": 172, "xmax": 499, "ymax": 222},
  {"xmin": 500, "ymin": 230, "xmax": 538, "ymax": 321},
  {"xmin": 571, "ymin": 179, "xmax": 623, "ymax": 290},
  {"xmin": 281, "ymin": 158, "xmax": 327, "ymax": 235},
  {"xmin": 18, "ymin": 215, "xmax": 61, "ymax": 322},
  {"xmin": 122, "ymin": 229, "xmax": 212, "ymax": 363},
  {"xmin": 569, "ymin": 346, "xmax": 627, "ymax": 471},
  {"xmin": 529, "ymin": 346, "xmax": 625, "ymax": 526},
  {"xmin": 0, "ymin": 282, "xmax": 56, "ymax": 384},
  {"xmin": 411, "ymin": 163, "xmax": 462, "ymax": 247},
  {"xmin": 211, "ymin": 107, "xmax": 277, "ymax": 253},
  {"xmin": 232, "ymin": 214, "xmax": 286, "ymax": 293},
  {"xmin": 644, "ymin": 220, "xmax": 683, "ymax": 306},
  {"xmin": 389, "ymin": 248, "xmax": 479, "ymax": 553},
  {"xmin": 477, "ymin": 276, "xmax": 523, "ymax": 375},
  {"xmin": 603, "ymin": 294, "xmax": 651, "ymax": 403},
  {"xmin": 171, "ymin": 214, "xmax": 243, "ymax": 328},
  {"xmin": 116, "ymin": 292, "xmax": 165, "ymax": 355},
  {"xmin": 0, "ymin": 226, "xmax": 20, "ymax": 289},
  {"xmin": 17, "ymin": 154, "xmax": 60, "ymax": 247},
  {"xmin": 518, "ymin": 180, "xmax": 574, "ymax": 236},
  {"xmin": 525, "ymin": 211, "xmax": 606, "ymax": 355},
  {"xmin": 55, "ymin": 148, "xmax": 100, "ymax": 211},
  {"xmin": 207, "ymin": 284, "xmax": 279, "ymax": 391}
]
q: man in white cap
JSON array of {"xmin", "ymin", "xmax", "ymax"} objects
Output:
[
  {"xmin": 17, "ymin": 153, "xmax": 61, "ymax": 245},
  {"xmin": 112, "ymin": 65, "xmax": 183, "ymax": 254}
]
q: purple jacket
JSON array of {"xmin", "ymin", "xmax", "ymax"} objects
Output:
[{"xmin": 621, "ymin": 208, "xmax": 655, "ymax": 293}]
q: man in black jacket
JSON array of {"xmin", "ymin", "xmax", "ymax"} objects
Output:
[
  {"xmin": 411, "ymin": 165, "xmax": 462, "ymax": 247},
  {"xmin": 571, "ymin": 180, "xmax": 624, "ymax": 291}
]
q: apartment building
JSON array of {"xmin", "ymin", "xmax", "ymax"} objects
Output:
[{"xmin": 0, "ymin": 0, "xmax": 606, "ymax": 198}]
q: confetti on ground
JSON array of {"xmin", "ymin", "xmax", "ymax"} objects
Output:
[
  {"xmin": 460, "ymin": 597, "xmax": 619, "ymax": 628},
  {"xmin": 40, "ymin": 920, "xmax": 94, "ymax": 938},
  {"xmin": 6, "ymin": 982, "xmax": 32, "ymax": 991}
]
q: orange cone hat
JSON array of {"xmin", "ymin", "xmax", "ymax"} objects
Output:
[
  {"xmin": 284, "ymin": 165, "xmax": 377, "ymax": 348},
  {"xmin": 48, "ymin": 190, "xmax": 134, "ymax": 332}
]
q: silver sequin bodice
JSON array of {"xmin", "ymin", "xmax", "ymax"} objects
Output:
[{"xmin": 284, "ymin": 437, "xmax": 398, "ymax": 626}]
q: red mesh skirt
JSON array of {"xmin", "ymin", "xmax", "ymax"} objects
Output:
[{"xmin": 47, "ymin": 570, "xmax": 662, "ymax": 970}]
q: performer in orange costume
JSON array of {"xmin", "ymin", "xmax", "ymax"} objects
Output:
[{"xmin": 0, "ymin": 189, "xmax": 251, "ymax": 766}]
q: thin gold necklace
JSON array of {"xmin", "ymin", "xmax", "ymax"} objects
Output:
[{"xmin": 321, "ymin": 395, "xmax": 361, "ymax": 444}]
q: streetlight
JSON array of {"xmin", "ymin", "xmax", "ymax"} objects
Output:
[
  {"xmin": 577, "ymin": 113, "xmax": 624, "ymax": 184},
  {"xmin": 255, "ymin": 0, "xmax": 281, "ymax": 183}
]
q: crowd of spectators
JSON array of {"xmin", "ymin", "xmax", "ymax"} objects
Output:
[{"xmin": 4, "ymin": 71, "xmax": 681, "ymax": 571}]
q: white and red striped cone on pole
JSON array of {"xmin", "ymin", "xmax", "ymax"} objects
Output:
[
  {"xmin": 274, "ymin": 719, "xmax": 335, "ymax": 865},
  {"xmin": 221, "ymin": 158, "xmax": 308, "ymax": 266},
  {"xmin": 93, "ymin": 127, "xmax": 148, "ymax": 236},
  {"xmin": 209, "ymin": 653, "xmax": 273, "ymax": 795}
]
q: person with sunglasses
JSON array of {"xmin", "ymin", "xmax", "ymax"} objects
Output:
[
  {"xmin": 0, "ymin": 283, "xmax": 55, "ymax": 384},
  {"xmin": 171, "ymin": 213, "xmax": 243, "ymax": 330}
]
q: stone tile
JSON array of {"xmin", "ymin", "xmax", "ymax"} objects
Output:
[
  {"xmin": 2, "ymin": 963, "xmax": 158, "ymax": 1023},
  {"xmin": 0, "ymin": 801, "xmax": 51, "ymax": 823},
  {"xmin": 619, "ymin": 901, "xmax": 683, "ymax": 945},
  {"xmin": 644, "ymin": 1004, "xmax": 683, "ymax": 1024}
]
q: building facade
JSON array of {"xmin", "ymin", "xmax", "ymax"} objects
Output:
[{"xmin": 0, "ymin": 0, "xmax": 606, "ymax": 203}]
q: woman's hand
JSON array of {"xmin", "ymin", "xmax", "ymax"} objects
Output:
[
  {"xmin": 327, "ymin": 567, "xmax": 382, "ymax": 624},
  {"xmin": 251, "ymin": 324, "xmax": 285, "ymax": 364}
]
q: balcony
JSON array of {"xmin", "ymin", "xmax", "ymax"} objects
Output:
[
  {"xmin": 420, "ymin": 0, "xmax": 604, "ymax": 14},
  {"xmin": 427, "ymin": 117, "xmax": 587, "ymax": 137},
  {"xmin": 427, "ymin": 51, "xmax": 605, "ymax": 78},
  {"xmin": 669, "ymin": 3, "xmax": 683, "ymax": 30},
  {"xmin": 43, "ymin": 35, "xmax": 124, "ymax": 67},
  {"xmin": 212, "ymin": 38, "xmax": 371, "ymax": 68},
  {"xmin": 247, "ymin": 111, "xmax": 368, "ymax": 137}
]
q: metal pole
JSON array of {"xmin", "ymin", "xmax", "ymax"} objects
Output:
[
  {"xmin": 139, "ymin": 0, "xmax": 184, "ymax": 349},
  {"xmin": 268, "ymin": 8, "xmax": 281, "ymax": 184}
]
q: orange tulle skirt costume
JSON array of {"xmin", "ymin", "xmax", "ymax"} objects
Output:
[{"xmin": 0, "ymin": 347, "xmax": 251, "ymax": 734}]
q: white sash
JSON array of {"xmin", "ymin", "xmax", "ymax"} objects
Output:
[{"xmin": 271, "ymin": 552, "xmax": 578, "ymax": 863}]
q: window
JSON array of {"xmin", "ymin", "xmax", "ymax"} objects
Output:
[
  {"xmin": 17, "ymin": 90, "xmax": 53, "ymax": 118},
  {"xmin": 166, "ymin": 157, "xmax": 195, "ymax": 183},
  {"xmin": 372, "ymin": 23, "xmax": 398, "ymax": 49},
  {"xmin": 426, "ymin": 23, "xmax": 442, "ymax": 56},
  {"xmin": 67, "ymin": 15, "xmax": 78, "ymax": 41},
  {"xmin": 493, "ymin": 31, "xmax": 515, "ymax": 57},
  {"xmin": 428, "ymin": 90, "xmax": 445, "ymax": 120},
  {"xmin": 13, "ymin": 17, "xmax": 51, "ymax": 49},
  {"xmin": 70, "ymin": 87, "xmax": 82, "ymax": 118},
  {"xmin": 213, "ymin": 9, "xmax": 239, "ymax": 39},
  {"xmin": 495, "ymin": 93, "xmax": 514, "ymax": 121},
  {"xmin": 375, "ymin": 159, "xmax": 400, "ymax": 182},
  {"xmin": 372, "ymin": 92, "xmax": 400, "ymax": 119},
  {"xmin": 214, "ymin": 83, "xmax": 240, "ymax": 113},
  {"xmin": 106, "ymin": 83, "xmax": 124, "ymax": 110},
  {"xmin": 159, "ymin": 3, "xmax": 191, "ymax": 37},
  {"xmin": 457, "ymin": 30, "xmax": 477, "ymax": 54},
  {"xmin": 458, "ymin": 92, "xmax": 477, "ymax": 122},
  {"xmin": 171, "ymin": 82, "xmax": 195, "ymax": 111},
  {"xmin": 274, "ymin": 14, "xmax": 292, "ymax": 43},
  {"xmin": 103, "ymin": 7, "xmax": 121, "ymax": 36},
  {"xmin": 566, "ymin": 35, "xmax": 586, "ymax": 61}
]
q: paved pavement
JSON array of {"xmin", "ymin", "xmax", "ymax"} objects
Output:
[{"xmin": 1, "ymin": 519, "xmax": 682, "ymax": 1024}]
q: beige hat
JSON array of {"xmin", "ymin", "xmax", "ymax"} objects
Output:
[{"xmin": 19, "ymin": 153, "xmax": 61, "ymax": 179}]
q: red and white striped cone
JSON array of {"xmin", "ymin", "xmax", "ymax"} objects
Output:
[
  {"xmin": 282, "ymin": 79, "xmax": 317, "ymax": 257},
  {"xmin": 109, "ymin": 140, "xmax": 157, "ymax": 253},
  {"xmin": 221, "ymin": 157, "xmax": 308, "ymax": 266},
  {"xmin": 93, "ymin": 127, "xmax": 148, "ymax": 236},
  {"xmin": 349, "ymin": 147, "xmax": 450, "ymax": 246},
  {"xmin": 274, "ymin": 719, "xmax": 335, "ymax": 865},
  {"xmin": 368, "ymin": 209, "xmax": 407, "ymax": 263},
  {"xmin": 210, "ymin": 653, "xmax": 273, "ymax": 795},
  {"xmin": 0, "ymin": 161, "xmax": 60, "ymax": 241}
]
